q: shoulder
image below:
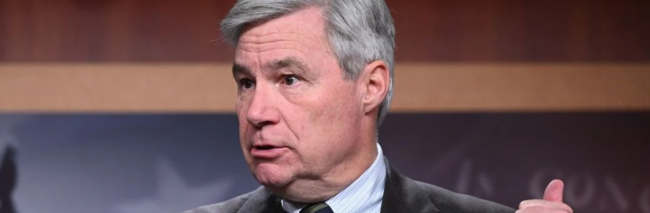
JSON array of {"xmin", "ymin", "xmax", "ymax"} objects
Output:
[
  {"xmin": 383, "ymin": 158, "xmax": 516, "ymax": 213},
  {"xmin": 413, "ymin": 180, "xmax": 515, "ymax": 213},
  {"xmin": 181, "ymin": 189, "xmax": 257, "ymax": 213}
]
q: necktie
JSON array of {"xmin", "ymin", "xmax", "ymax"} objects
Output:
[{"xmin": 300, "ymin": 202, "xmax": 333, "ymax": 213}]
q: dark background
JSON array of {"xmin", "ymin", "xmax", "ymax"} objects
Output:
[{"xmin": 0, "ymin": 113, "xmax": 648, "ymax": 212}]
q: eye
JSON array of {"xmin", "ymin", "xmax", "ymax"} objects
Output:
[
  {"xmin": 282, "ymin": 75, "xmax": 300, "ymax": 86},
  {"xmin": 239, "ymin": 78, "xmax": 255, "ymax": 89}
]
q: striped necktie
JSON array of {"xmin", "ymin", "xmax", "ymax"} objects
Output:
[{"xmin": 299, "ymin": 202, "xmax": 333, "ymax": 213}]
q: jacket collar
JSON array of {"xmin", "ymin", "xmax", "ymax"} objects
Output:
[
  {"xmin": 380, "ymin": 157, "xmax": 440, "ymax": 213},
  {"xmin": 239, "ymin": 157, "xmax": 440, "ymax": 213},
  {"xmin": 237, "ymin": 187, "xmax": 284, "ymax": 213}
]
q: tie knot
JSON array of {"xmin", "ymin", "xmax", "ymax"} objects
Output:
[{"xmin": 300, "ymin": 202, "xmax": 333, "ymax": 213}]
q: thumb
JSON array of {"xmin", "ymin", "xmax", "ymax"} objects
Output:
[{"xmin": 543, "ymin": 179, "xmax": 564, "ymax": 202}]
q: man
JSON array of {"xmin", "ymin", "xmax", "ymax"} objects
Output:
[{"xmin": 185, "ymin": 0, "xmax": 574, "ymax": 212}]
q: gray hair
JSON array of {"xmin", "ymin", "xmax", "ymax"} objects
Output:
[{"xmin": 221, "ymin": 0, "xmax": 395, "ymax": 125}]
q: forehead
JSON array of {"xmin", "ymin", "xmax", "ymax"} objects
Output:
[{"xmin": 236, "ymin": 7, "xmax": 330, "ymax": 55}]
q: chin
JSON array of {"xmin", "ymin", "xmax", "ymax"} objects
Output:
[{"xmin": 253, "ymin": 163, "xmax": 293, "ymax": 188}]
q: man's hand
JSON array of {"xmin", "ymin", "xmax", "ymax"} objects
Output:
[{"xmin": 517, "ymin": 179, "xmax": 574, "ymax": 213}]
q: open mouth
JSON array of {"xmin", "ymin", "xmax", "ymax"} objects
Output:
[{"xmin": 254, "ymin": 145, "xmax": 276, "ymax": 150}]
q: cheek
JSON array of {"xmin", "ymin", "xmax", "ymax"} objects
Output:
[
  {"xmin": 236, "ymin": 102, "xmax": 251, "ymax": 149},
  {"xmin": 236, "ymin": 104, "xmax": 246, "ymax": 134},
  {"xmin": 322, "ymin": 84, "xmax": 359, "ymax": 120},
  {"xmin": 307, "ymin": 84, "xmax": 360, "ymax": 142}
]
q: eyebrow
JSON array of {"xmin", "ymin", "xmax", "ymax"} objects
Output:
[
  {"xmin": 232, "ymin": 63, "xmax": 252, "ymax": 78},
  {"xmin": 264, "ymin": 57, "xmax": 308, "ymax": 74},
  {"xmin": 232, "ymin": 57, "xmax": 309, "ymax": 78}
]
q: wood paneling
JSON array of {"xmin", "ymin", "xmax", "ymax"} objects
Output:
[
  {"xmin": 0, "ymin": 0, "xmax": 234, "ymax": 61},
  {"xmin": 390, "ymin": 63, "xmax": 650, "ymax": 112},
  {"xmin": 1, "ymin": 0, "xmax": 648, "ymax": 62},
  {"xmin": 389, "ymin": 0, "xmax": 650, "ymax": 61},
  {"xmin": 1, "ymin": 63, "xmax": 649, "ymax": 112},
  {"xmin": 0, "ymin": 63, "xmax": 236, "ymax": 112}
]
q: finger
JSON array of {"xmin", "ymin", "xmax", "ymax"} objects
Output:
[
  {"xmin": 543, "ymin": 179, "xmax": 564, "ymax": 202},
  {"xmin": 519, "ymin": 199, "xmax": 573, "ymax": 212},
  {"xmin": 516, "ymin": 205, "xmax": 571, "ymax": 213}
]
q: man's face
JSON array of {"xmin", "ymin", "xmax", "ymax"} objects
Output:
[{"xmin": 233, "ymin": 8, "xmax": 366, "ymax": 192}]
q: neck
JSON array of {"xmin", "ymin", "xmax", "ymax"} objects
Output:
[{"xmin": 275, "ymin": 120, "xmax": 378, "ymax": 203}]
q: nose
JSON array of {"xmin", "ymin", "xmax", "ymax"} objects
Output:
[{"xmin": 245, "ymin": 83, "xmax": 280, "ymax": 128}]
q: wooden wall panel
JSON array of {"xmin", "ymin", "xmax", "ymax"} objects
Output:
[
  {"xmin": 0, "ymin": 0, "xmax": 234, "ymax": 61},
  {"xmin": 389, "ymin": 0, "xmax": 650, "ymax": 61},
  {"xmin": 1, "ymin": 63, "xmax": 648, "ymax": 112},
  {"xmin": 1, "ymin": 0, "xmax": 648, "ymax": 62}
]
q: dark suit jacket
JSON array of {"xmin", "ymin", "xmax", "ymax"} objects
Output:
[{"xmin": 183, "ymin": 159, "xmax": 515, "ymax": 213}]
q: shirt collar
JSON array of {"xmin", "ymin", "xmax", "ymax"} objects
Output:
[{"xmin": 281, "ymin": 143, "xmax": 386, "ymax": 213}]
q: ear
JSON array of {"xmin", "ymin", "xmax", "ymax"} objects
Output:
[{"xmin": 359, "ymin": 60, "xmax": 390, "ymax": 115}]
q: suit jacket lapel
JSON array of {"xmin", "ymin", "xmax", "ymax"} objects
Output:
[
  {"xmin": 380, "ymin": 158, "xmax": 440, "ymax": 213},
  {"xmin": 237, "ymin": 158, "xmax": 440, "ymax": 213},
  {"xmin": 237, "ymin": 187, "xmax": 285, "ymax": 213}
]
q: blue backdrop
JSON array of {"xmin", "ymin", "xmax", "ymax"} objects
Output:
[{"xmin": 0, "ymin": 113, "xmax": 648, "ymax": 213}]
